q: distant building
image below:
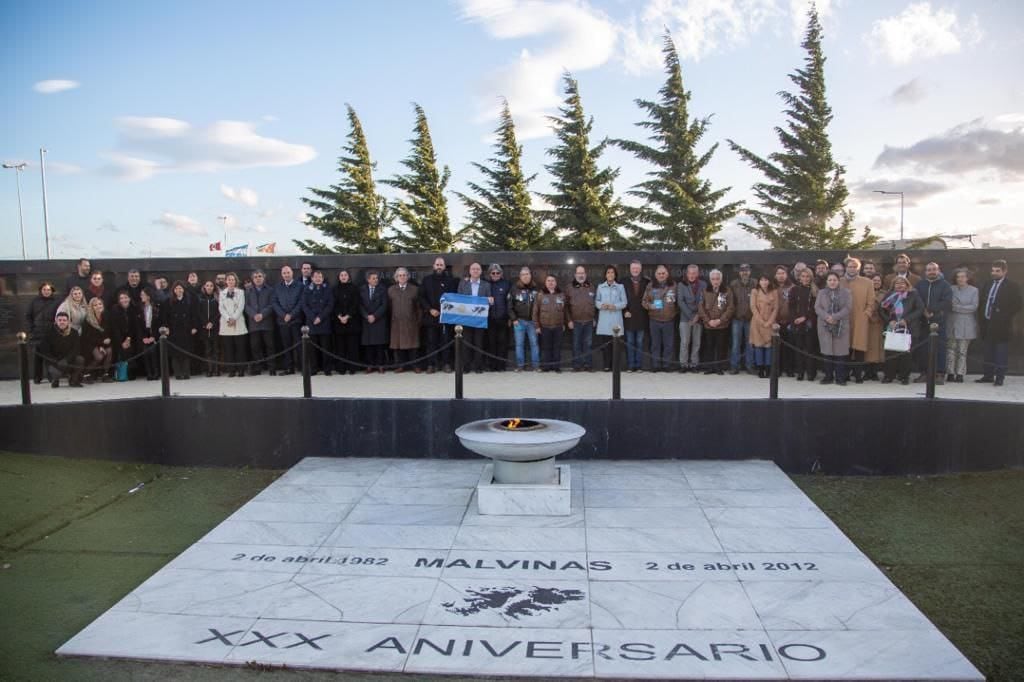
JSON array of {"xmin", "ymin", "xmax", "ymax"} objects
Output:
[{"xmin": 869, "ymin": 238, "xmax": 948, "ymax": 251}]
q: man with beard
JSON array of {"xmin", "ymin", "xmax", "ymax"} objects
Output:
[{"xmin": 418, "ymin": 256, "xmax": 458, "ymax": 373}]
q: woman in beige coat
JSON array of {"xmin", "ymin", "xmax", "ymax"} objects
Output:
[{"xmin": 750, "ymin": 274, "xmax": 778, "ymax": 378}]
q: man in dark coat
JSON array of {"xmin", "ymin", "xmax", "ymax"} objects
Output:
[
  {"xmin": 914, "ymin": 262, "xmax": 953, "ymax": 384},
  {"xmin": 486, "ymin": 264, "xmax": 512, "ymax": 371},
  {"xmin": 39, "ymin": 312, "xmax": 85, "ymax": 387},
  {"xmin": 418, "ymin": 256, "xmax": 458, "ymax": 373},
  {"xmin": 360, "ymin": 271, "xmax": 389, "ymax": 372},
  {"xmin": 457, "ymin": 262, "xmax": 493, "ymax": 373},
  {"xmin": 65, "ymin": 258, "xmax": 92, "ymax": 294},
  {"xmin": 977, "ymin": 259, "xmax": 1021, "ymax": 386},
  {"xmin": 622, "ymin": 260, "xmax": 650, "ymax": 372},
  {"xmin": 116, "ymin": 269, "xmax": 147, "ymax": 305},
  {"xmin": 245, "ymin": 269, "xmax": 277, "ymax": 375},
  {"xmin": 272, "ymin": 265, "xmax": 304, "ymax": 375}
]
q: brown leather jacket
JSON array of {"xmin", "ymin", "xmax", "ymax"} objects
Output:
[
  {"xmin": 533, "ymin": 290, "xmax": 568, "ymax": 328},
  {"xmin": 698, "ymin": 286, "xmax": 735, "ymax": 329},
  {"xmin": 566, "ymin": 282, "xmax": 597, "ymax": 323}
]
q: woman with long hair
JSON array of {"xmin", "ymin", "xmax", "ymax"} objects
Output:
[
  {"xmin": 218, "ymin": 272, "xmax": 248, "ymax": 377},
  {"xmin": 138, "ymin": 287, "xmax": 162, "ymax": 380},
  {"xmin": 81, "ymin": 297, "xmax": 114, "ymax": 382},
  {"xmin": 196, "ymin": 280, "xmax": 221, "ymax": 376},
  {"xmin": 595, "ymin": 265, "xmax": 627, "ymax": 371},
  {"xmin": 56, "ymin": 286, "xmax": 89, "ymax": 333},
  {"xmin": 789, "ymin": 268, "xmax": 818, "ymax": 381},
  {"xmin": 773, "ymin": 265, "xmax": 795, "ymax": 376},
  {"xmin": 749, "ymin": 274, "xmax": 778, "ymax": 378},
  {"xmin": 166, "ymin": 281, "xmax": 198, "ymax": 380},
  {"xmin": 332, "ymin": 269, "xmax": 362, "ymax": 374}
]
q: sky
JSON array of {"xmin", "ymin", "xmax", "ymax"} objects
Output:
[{"xmin": 1, "ymin": 0, "xmax": 1022, "ymax": 261}]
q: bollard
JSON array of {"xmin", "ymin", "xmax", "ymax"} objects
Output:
[
  {"xmin": 769, "ymin": 324, "xmax": 780, "ymax": 400},
  {"xmin": 926, "ymin": 322, "xmax": 938, "ymax": 399},
  {"xmin": 301, "ymin": 326, "xmax": 312, "ymax": 398},
  {"xmin": 158, "ymin": 327, "xmax": 170, "ymax": 397},
  {"xmin": 454, "ymin": 325, "xmax": 464, "ymax": 400},
  {"xmin": 611, "ymin": 325, "xmax": 622, "ymax": 400},
  {"xmin": 17, "ymin": 332, "xmax": 31, "ymax": 406}
]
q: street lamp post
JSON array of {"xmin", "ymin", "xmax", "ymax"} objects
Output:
[
  {"xmin": 39, "ymin": 148, "xmax": 51, "ymax": 259},
  {"xmin": 218, "ymin": 215, "xmax": 229, "ymax": 251},
  {"xmin": 2, "ymin": 162, "xmax": 27, "ymax": 259},
  {"xmin": 873, "ymin": 190, "xmax": 904, "ymax": 242}
]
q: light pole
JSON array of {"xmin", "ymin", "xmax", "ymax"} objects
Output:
[
  {"xmin": 2, "ymin": 162, "xmax": 27, "ymax": 259},
  {"xmin": 873, "ymin": 189, "xmax": 904, "ymax": 242},
  {"xmin": 218, "ymin": 215, "xmax": 229, "ymax": 250},
  {"xmin": 39, "ymin": 148, "xmax": 51, "ymax": 259}
]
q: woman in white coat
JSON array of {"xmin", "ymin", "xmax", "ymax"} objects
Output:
[
  {"xmin": 218, "ymin": 272, "xmax": 248, "ymax": 377},
  {"xmin": 946, "ymin": 268, "xmax": 978, "ymax": 383},
  {"xmin": 595, "ymin": 266, "xmax": 627, "ymax": 371}
]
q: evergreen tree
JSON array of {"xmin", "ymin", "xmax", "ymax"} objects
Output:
[
  {"xmin": 384, "ymin": 104, "xmax": 461, "ymax": 252},
  {"xmin": 297, "ymin": 105, "xmax": 392, "ymax": 254},
  {"xmin": 540, "ymin": 74, "xmax": 630, "ymax": 251},
  {"xmin": 614, "ymin": 33, "xmax": 741, "ymax": 250},
  {"xmin": 728, "ymin": 6, "xmax": 878, "ymax": 250},
  {"xmin": 458, "ymin": 100, "xmax": 547, "ymax": 251}
]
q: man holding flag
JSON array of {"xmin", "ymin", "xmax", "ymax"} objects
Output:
[{"xmin": 454, "ymin": 263, "xmax": 492, "ymax": 374}]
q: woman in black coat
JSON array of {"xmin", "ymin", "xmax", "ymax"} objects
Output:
[
  {"xmin": 137, "ymin": 288, "xmax": 162, "ymax": 380},
  {"xmin": 332, "ymin": 269, "xmax": 362, "ymax": 375},
  {"xmin": 301, "ymin": 270, "xmax": 335, "ymax": 375},
  {"xmin": 879, "ymin": 276, "xmax": 924, "ymax": 384},
  {"xmin": 109, "ymin": 291, "xmax": 141, "ymax": 379},
  {"xmin": 196, "ymin": 280, "xmax": 221, "ymax": 376},
  {"xmin": 80, "ymin": 297, "xmax": 114, "ymax": 382},
  {"xmin": 26, "ymin": 281, "xmax": 59, "ymax": 383},
  {"xmin": 165, "ymin": 282, "xmax": 199, "ymax": 379}
]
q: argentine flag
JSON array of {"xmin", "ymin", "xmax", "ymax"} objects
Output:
[{"xmin": 440, "ymin": 293, "xmax": 490, "ymax": 329}]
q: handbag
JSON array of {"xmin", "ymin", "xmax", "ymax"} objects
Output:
[
  {"xmin": 114, "ymin": 360, "xmax": 129, "ymax": 382},
  {"xmin": 883, "ymin": 328, "xmax": 912, "ymax": 352}
]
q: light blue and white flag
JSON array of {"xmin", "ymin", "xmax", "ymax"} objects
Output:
[
  {"xmin": 440, "ymin": 293, "xmax": 489, "ymax": 329},
  {"xmin": 225, "ymin": 244, "xmax": 248, "ymax": 258}
]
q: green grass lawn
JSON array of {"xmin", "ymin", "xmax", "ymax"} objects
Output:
[{"xmin": 1, "ymin": 452, "xmax": 1021, "ymax": 681}]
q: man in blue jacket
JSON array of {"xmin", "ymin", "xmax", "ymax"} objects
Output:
[
  {"xmin": 914, "ymin": 262, "xmax": 953, "ymax": 384},
  {"xmin": 245, "ymin": 269, "xmax": 276, "ymax": 375},
  {"xmin": 272, "ymin": 265, "xmax": 304, "ymax": 375},
  {"xmin": 486, "ymin": 264, "xmax": 512, "ymax": 371}
]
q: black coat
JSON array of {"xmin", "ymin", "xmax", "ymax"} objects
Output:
[
  {"xmin": 26, "ymin": 295, "xmax": 59, "ymax": 342},
  {"xmin": 39, "ymin": 326, "xmax": 81, "ymax": 364},
  {"xmin": 138, "ymin": 302, "xmax": 162, "ymax": 341},
  {"xmin": 978, "ymin": 277, "xmax": 1022, "ymax": 343},
  {"xmin": 623, "ymin": 276, "xmax": 651, "ymax": 332},
  {"xmin": 332, "ymin": 282, "xmax": 362, "ymax": 336},
  {"xmin": 301, "ymin": 283, "xmax": 334, "ymax": 336},
  {"xmin": 360, "ymin": 283, "xmax": 389, "ymax": 345},
  {"xmin": 418, "ymin": 272, "xmax": 458, "ymax": 325},
  {"xmin": 196, "ymin": 293, "xmax": 220, "ymax": 338},
  {"xmin": 165, "ymin": 295, "xmax": 199, "ymax": 347},
  {"xmin": 80, "ymin": 318, "xmax": 112, "ymax": 353},
  {"xmin": 880, "ymin": 289, "xmax": 925, "ymax": 337},
  {"xmin": 109, "ymin": 303, "xmax": 142, "ymax": 357}
]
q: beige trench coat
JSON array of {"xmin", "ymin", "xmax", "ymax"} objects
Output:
[
  {"xmin": 388, "ymin": 284, "xmax": 421, "ymax": 350},
  {"xmin": 840, "ymin": 275, "xmax": 875, "ymax": 352}
]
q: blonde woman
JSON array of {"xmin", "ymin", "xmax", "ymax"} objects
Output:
[
  {"xmin": 218, "ymin": 272, "xmax": 248, "ymax": 377},
  {"xmin": 81, "ymin": 297, "xmax": 114, "ymax": 382},
  {"xmin": 56, "ymin": 286, "xmax": 89, "ymax": 333}
]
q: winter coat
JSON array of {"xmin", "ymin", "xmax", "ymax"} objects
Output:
[
  {"xmin": 788, "ymin": 284, "xmax": 817, "ymax": 333},
  {"xmin": 729, "ymin": 277, "xmax": 756, "ymax": 321},
  {"xmin": 457, "ymin": 278, "xmax": 492, "ymax": 300},
  {"xmin": 698, "ymin": 285, "xmax": 735, "ymax": 329},
  {"xmin": 840, "ymin": 275, "xmax": 875, "ymax": 352},
  {"xmin": 566, "ymin": 282, "xmax": 597, "ymax": 323},
  {"xmin": 915, "ymin": 276, "xmax": 953, "ymax": 328},
  {"xmin": 388, "ymin": 283, "xmax": 421, "ymax": 349},
  {"xmin": 488, "ymin": 278, "xmax": 512, "ymax": 320},
  {"xmin": 244, "ymin": 285, "xmax": 276, "ymax": 331},
  {"xmin": 948, "ymin": 285, "xmax": 979, "ymax": 341},
  {"xmin": 332, "ymin": 282, "xmax": 362, "ymax": 336},
  {"xmin": 218, "ymin": 288, "xmax": 248, "ymax": 336},
  {"xmin": 84, "ymin": 285, "xmax": 114, "ymax": 309},
  {"xmin": 977, "ymin": 277, "xmax": 1022, "ymax": 343},
  {"xmin": 116, "ymin": 282, "xmax": 146, "ymax": 306},
  {"xmin": 165, "ymin": 295, "xmax": 198, "ymax": 348},
  {"xmin": 865, "ymin": 290, "xmax": 884, "ymax": 363},
  {"xmin": 80, "ymin": 316, "xmax": 111, "ymax": 354},
  {"xmin": 301, "ymin": 283, "xmax": 334, "ymax": 336},
  {"xmin": 642, "ymin": 281, "xmax": 678, "ymax": 323},
  {"xmin": 419, "ymin": 272, "xmax": 459, "ymax": 326},
  {"xmin": 533, "ymin": 290, "xmax": 568, "ymax": 329},
  {"xmin": 109, "ymin": 303, "xmax": 142, "ymax": 354},
  {"xmin": 595, "ymin": 281, "xmax": 627, "ymax": 336},
  {"xmin": 815, "ymin": 287, "xmax": 852, "ymax": 357},
  {"xmin": 879, "ymin": 289, "xmax": 924, "ymax": 339},
  {"xmin": 675, "ymin": 278, "xmax": 707, "ymax": 323},
  {"xmin": 360, "ymin": 282, "xmax": 389, "ymax": 346},
  {"xmin": 39, "ymin": 325, "xmax": 82, "ymax": 365},
  {"xmin": 65, "ymin": 273, "xmax": 91, "ymax": 296},
  {"xmin": 56, "ymin": 298, "xmax": 89, "ymax": 333},
  {"xmin": 622, "ymin": 276, "xmax": 650, "ymax": 331},
  {"xmin": 272, "ymin": 279, "xmax": 304, "ymax": 326},
  {"xmin": 138, "ymin": 302, "xmax": 162, "ymax": 342},
  {"xmin": 750, "ymin": 288, "xmax": 779, "ymax": 348},
  {"xmin": 776, "ymin": 284, "xmax": 793, "ymax": 325},
  {"xmin": 26, "ymin": 295, "xmax": 59, "ymax": 342},
  {"xmin": 196, "ymin": 292, "xmax": 220, "ymax": 339},
  {"xmin": 508, "ymin": 283, "xmax": 538, "ymax": 322}
]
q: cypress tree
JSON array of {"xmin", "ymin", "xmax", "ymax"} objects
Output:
[
  {"xmin": 458, "ymin": 100, "xmax": 547, "ymax": 251},
  {"xmin": 540, "ymin": 73, "xmax": 629, "ymax": 251},
  {"xmin": 384, "ymin": 104, "xmax": 461, "ymax": 252},
  {"xmin": 297, "ymin": 105, "xmax": 392, "ymax": 254},
  {"xmin": 614, "ymin": 33, "xmax": 741, "ymax": 250},
  {"xmin": 728, "ymin": 6, "xmax": 878, "ymax": 249}
]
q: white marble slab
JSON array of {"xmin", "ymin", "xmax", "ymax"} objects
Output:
[
  {"xmin": 165, "ymin": 543, "xmax": 322, "ymax": 574},
  {"xmin": 585, "ymin": 507, "xmax": 712, "ymax": 529},
  {"xmin": 253, "ymin": 484, "xmax": 368, "ymax": 504},
  {"xmin": 586, "ymin": 527, "xmax": 723, "ymax": 553},
  {"xmin": 425, "ymin": 578, "xmax": 591, "ymax": 629},
  {"xmin": 323, "ymin": 524, "xmax": 458, "ymax": 550},
  {"xmin": 227, "ymin": 501, "xmax": 353, "ymax": 524},
  {"xmin": 744, "ymin": 581, "xmax": 935, "ymax": 631},
  {"xmin": 695, "ymin": 489, "xmax": 814, "ymax": 508},
  {"xmin": 374, "ymin": 468, "xmax": 483, "ymax": 488},
  {"xmin": 274, "ymin": 469, "xmax": 385, "ymax": 487},
  {"xmin": 198, "ymin": 520, "xmax": 337, "ymax": 547},
  {"xmin": 583, "ymin": 473, "xmax": 689, "ymax": 490},
  {"xmin": 295, "ymin": 547, "xmax": 448, "ymax": 578},
  {"xmin": 590, "ymin": 581, "xmax": 762, "ymax": 630},
  {"xmin": 437, "ymin": 551, "xmax": 592, "ymax": 580},
  {"xmin": 716, "ymin": 527, "xmax": 860, "ymax": 554},
  {"xmin": 725, "ymin": 553, "xmax": 891, "ymax": 583},
  {"xmin": 111, "ymin": 568, "xmax": 292, "ymax": 618},
  {"xmin": 584, "ymin": 488, "xmax": 700, "ymax": 508},
  {"xmin": 362, "ymin": 485, "xmax": 475, "ymax": 506},
  {"xmin": 344, "ymin": 503, "xmax": 468, "ymax": 526},
  {"xmin": 453, "ymin": 527, "xmax": 587, "ymax": 552},
  {"xmin": 704, "ymin": 506, "xmax": 835, "ymax": 529},
  {"xmin": 260, "ymin": 575, "xmax": 436, "ymax": 624},
  {"xmin": 683, "ymin": 471, "xmax": 800, "ymax": 491},
  {"xmin": 585, "ymin": 553, "xmax": 744, "ymax": 582}
]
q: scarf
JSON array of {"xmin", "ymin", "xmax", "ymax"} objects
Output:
[
  {"xmin": 825, "ymin": 289, "xmax": 844, "ymax": 337},
  {"xmin": 881, "ymin": 290, "xmax": 907, "ymax": 319}
]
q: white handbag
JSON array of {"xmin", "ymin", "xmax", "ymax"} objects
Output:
[{"xmin": 883, "ymin": 328, "xmax": 912, "ymax": 352}]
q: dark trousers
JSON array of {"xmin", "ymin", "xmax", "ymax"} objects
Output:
[
  {"xmin": 983, "ymin": 340, "xmax": 1009, "ymax": 380},
  {"xmin": 598, "ymin": 335, "xmax": 620, "ymax": 370},
  {"xmin": 777, "ymin": 326, "xmax": 794, "ymax": 375},
  {"xmin": 171, "ymin": 349, "xmax": 191, "ymax": 379},
  {"xmin": 248, "ymin": 329, "xmax": 276, "ymax": 372},
  {"xmin": 47, "ymin": 356, "xmax": 85, "ymax": 385},
  {"xmin": 539, "ymin": 326, "xmax": 563, "ymax": 370},
  {"xmin": 823, "ymin": 355, "xmax": 848, "ymax": 382},
  {"xmin": 486, "ymin": 320, "xmax": 510, "ymax": 370},
  {"xmin": 310, "ymin": 334, "xmax": 332, "ymax": 373},
  {"xmin": 222, "ymin": 335, "xmax": 247, "ymax": 373},
  {"xmin": 649, "ymin": 320, "xmax": 674, "ymax": 370},
  {"xmin": 571, "ymin": 321, "xmax": 594, "ymax": 369},
  {"xmin": 849, "ymin": 349, "xmax": 866, "ymax": 380},
  {"xmin": 278, "ymin": 323, "xmax": 301, "ymax": 371},
  {"xmin": 333, "ymin": 334, "xmax": 360, "ymax": 373},
  {"xmin": 704, "ymin": 327, "xmax": 728, "ymax": 367},
  {"xmin": 464, "ymin": 326, "xmax": 485, "ymax": 371},
  {"xmin": 885, "ymin": 350, "xmax": 913, "ymax": 381},
  {"xmin": 791, "ymin": 327, "xmax": 816, "ymax": 378},
  {"xmin": 31, "ymin": 343, "xmax": 45, "ymax": 382},
  {"xmin": 392, "ymin": 348, "xmax": 417, "ymax": 368},
  {"xmin": 140, "ymin": 341, "xmax": 160, "ymax": 379},
  {"xmin": 200, "ymin": 333, "xmax": 219, "ymax": 374},
  {"xmin": 423, "ymin": 324, "xmax": 452, "ymax": 369},
  {"xmin": 363, "ymin": 344, "xmax": 387, "ymax": 368}
]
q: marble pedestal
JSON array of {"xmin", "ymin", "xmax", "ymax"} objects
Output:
[{"xmin": 477, "ymin": 463, "xmax": 571, "ymax": 516}]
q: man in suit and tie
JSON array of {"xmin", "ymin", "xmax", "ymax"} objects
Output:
[
  {"xmin": 977, "ymin": 259, "xmax": 1021, "ymax": 387},
  {"xmin": 457, "ymin": 262, "xmax": 493, "ymax": 374}
]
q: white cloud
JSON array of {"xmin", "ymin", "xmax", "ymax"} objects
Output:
[
  {"xmin": 889, "ymin": 77, "xmax": 927, "ymax": 105},
  {"xmin": 874, "ymin": 116, "xmax": 1024, "ymax": 179},
  {"xmin": 33, "ymin": 79, "xmax": 80, "ymax": 94},
  {"xmin": 459, "ymin": 0, "xmax": 618, "ymax": 139},
  {"xmin": 866, "ymin": 3, "xmax": 981, "ymax": 65},
  {"xmin": 220, "ymin": 184, "xmax": 260, "ymax": 207},
  {"xmin": 154, "ymin": 212, "xmax": 205, "ymax": 235},
  {"xmin": 102, "ymin": 117, "xmax": 316, "ymax": 180},
  {"xmin": 48, "ymin": 161, "xmax": 83, "ymax": 175}
]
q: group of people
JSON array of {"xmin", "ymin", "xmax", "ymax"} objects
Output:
[{"xmin": 24, "ymin": 255, "xmax": 1020, "ymax": 389}]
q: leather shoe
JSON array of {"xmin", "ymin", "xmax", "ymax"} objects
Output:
[
  {"xmin": 994, "ymin": 377, "xmax": 1005, "ymax": 387},
  {"xmin": 975, "ymin": 376, "xmax": 993, "ymax": 383}
]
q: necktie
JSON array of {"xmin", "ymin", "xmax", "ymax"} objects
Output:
[
  {"xmin": 369, "ymin": 287, "xmax": 375, "ymax": 298},
  {"xmin": 986, "ymin": 280, "xmax": 1000, "ymax": 320}
]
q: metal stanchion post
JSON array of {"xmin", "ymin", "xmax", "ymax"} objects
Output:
[
  {"xmin": 770, "ymin": 324, "xmax": 780, "ymax": 400},
  {"xmin": 926, "ymin": 322, "xmax": 938, "ymax": 399},
  {"xmin": 454, "ymin": 325, "xmax": 464, "ymax": 400},
  {"xmin": 301, "ymin": 326, "xmax": 312, "ymax": 398},
  {"xmin": 158, "ymin": 327, "xmax": 170, "ymax": 397},
  {"xmin": 612, "ymin": 325, "xmax": 622, "ymax": 400},
  {"xmin": 17, "ymin": 332, "xmax": 31, "ymax": 405}
]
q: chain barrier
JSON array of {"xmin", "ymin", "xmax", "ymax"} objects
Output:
[
  {"xmin": 461, "ymin": 338, "xmax": 614, "ymax": 368},
  {"xmin": 624, "ymin": 341, "xmax": 731, "ymax": 370},
  {"xmin": 308, "ymin": 339, "xmax": 455, "ymax": 370},
  {"xmin": 164, "ymin": 340, "xmax": 303, "ymax": 368},
  {"xmin": 31, "ymin": 341, "xmax": 157, "ymax": 367},
  {"xmin": 777, "ymin": 335, "xmax": 931, "ymax": 368}
]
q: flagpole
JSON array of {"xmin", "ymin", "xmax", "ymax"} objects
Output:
[{"xmin": 218, "ymin": 215, "xmax": 228, "ymax": 252}]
